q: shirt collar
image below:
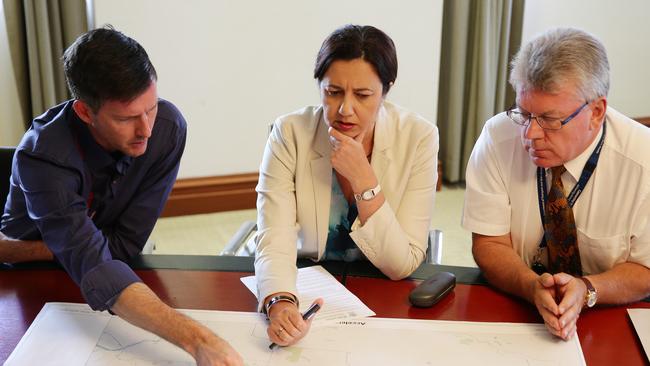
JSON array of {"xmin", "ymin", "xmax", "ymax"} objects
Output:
[
  {"xmin": 72, "ymin": 114, "xmax": 133, "ymax": 176},
  {"xmin": 562, "ymin": 122, "xmax": 605, "ymax": 182},
  {"xmin": 114, "ymin": 154, "xmax": 133, "ymax": 176}
]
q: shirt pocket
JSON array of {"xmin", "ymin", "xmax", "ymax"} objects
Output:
[{"xmin": 577, "ymin": 229, "xmax": 629, "ymax": 275}]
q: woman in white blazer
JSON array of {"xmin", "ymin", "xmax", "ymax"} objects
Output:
[{"xmin": 255, "ymin": 24, "xmax": 439, "ymax": 347}]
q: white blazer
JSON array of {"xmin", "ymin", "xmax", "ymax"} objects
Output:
[{"xmin": 254, "ymin": 101, "xmax": 439, "ymax": 303}]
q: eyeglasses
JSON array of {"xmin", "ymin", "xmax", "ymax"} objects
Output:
[{"xmin": 506, "ymin": 101, "xmax": 590, "ymax": 130}]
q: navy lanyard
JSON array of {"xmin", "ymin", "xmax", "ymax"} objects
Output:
[{"xmin": 536, "ymin": 121, "xmax": 606, "ymax": 248}]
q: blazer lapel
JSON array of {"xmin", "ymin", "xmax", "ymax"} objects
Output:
[
  {"xmin": 371, "ymin": 104, "xmax": 392, "ymax": 184},
  {"xmin": 311, "ymin": 115, "xmax": 332, "ymax": 259}
]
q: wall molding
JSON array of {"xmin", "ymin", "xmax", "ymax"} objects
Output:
[
  {"xmin": 635, "ymin": 116, "xmax": 650, "ymax": 127},
  {"xmin": 161, "ymin": 173, "xmax": 258, "ymax": 217},
  {"xmin": 162, "ymin": 162, "xmax": 443, "ymax": 217}
]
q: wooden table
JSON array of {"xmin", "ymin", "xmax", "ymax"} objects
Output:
[{"xmin": 1, "ymin": 256, "xmax": 648, "ymax": 365}]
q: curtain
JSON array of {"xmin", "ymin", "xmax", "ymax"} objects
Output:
[
  {"xmin": 437, "ymin": 0, "xmax": 525, "ymax": 183},
  {"xmin": 3, "ymin": 0, "xmax": 88, "ymax": 132}
]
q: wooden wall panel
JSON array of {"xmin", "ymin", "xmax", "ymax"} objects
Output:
[
  {"xmin": 635, "ymin": 116, "xmax": 650, "ymax": 127},
  {"xmin": 163, "ymin": 161, "xmax": 444, "ymax": 217},
  {"xmin": 161, "ymin": 173, "xmax": 258, "ymax": 217}
]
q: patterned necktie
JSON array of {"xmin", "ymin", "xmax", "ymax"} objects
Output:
[{"xmin": 544, "ymin": 166, "xmax": 582, "ymax": 276}]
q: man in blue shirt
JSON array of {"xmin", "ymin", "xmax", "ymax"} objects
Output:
[{"xmin": 0, "ymin": 27, "xmax": 243, "ymax": 365}]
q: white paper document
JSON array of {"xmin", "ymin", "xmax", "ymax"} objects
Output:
[
  {"xmin": 628, "ymin": 308, "xmax": 650, "ymax": 359},
  {"xmin": 240, "ymin": 265, "xmax": 375, "ymax": 323},
  {"xmin": 6, "ymin": 302, "xmax": 585, "ymax": 366}
]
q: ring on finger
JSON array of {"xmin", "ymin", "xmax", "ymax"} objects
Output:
[
  {"xmin": 276, "ymin": 327, "xmax": 285, "ymax": 337},
  {"xmin": 329, "ymin": 137, "xmax": 340, "ymax": 149}
]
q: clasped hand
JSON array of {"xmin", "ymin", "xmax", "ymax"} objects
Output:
[
  {"xmin": 532, "ymin": 273, "xmax": 587, "ymax": 340},
  {"xmin": 328, "ymin": 127, "xmax": 373, "ymax": 185}
]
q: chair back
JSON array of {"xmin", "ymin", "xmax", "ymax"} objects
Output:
[
  {"xmin": 0, "ymin": 147, "xmax": 16, "ymax": 212},
  {"xmin": 220, "ymin": 221, "xmax": 257, "ymax": 256},
  {"xmin": 427, "ymin": 229, "xmax": 443, "ymax": 265}
]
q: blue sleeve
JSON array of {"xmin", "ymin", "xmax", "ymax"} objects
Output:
[
  {"xmin": 101, "ymin": 107, "xmax": 187, "ymax": 260},
  {"xmin": 14, "ymin": 150, "xmax": 141, "ymax": 311}
]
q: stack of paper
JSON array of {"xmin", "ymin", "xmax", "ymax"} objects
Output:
[
  {"xmin": 240, "ymin": 265, "xmax": 375, "ymax": 323},
  {"xmin": 628, "ymin": 308, "xmax": 650, "ymax": 360}
]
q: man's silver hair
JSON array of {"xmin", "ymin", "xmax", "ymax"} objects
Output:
[{"xmin": 509, "ymin": 28, "xmax": 609, "ymax": 101}]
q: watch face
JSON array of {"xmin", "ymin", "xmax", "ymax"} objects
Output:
[
  {"xmin": 356, "ymin": 185, "xmax": 380, "ymax": 202},
  {"xmin": 362, "ymin": 190, "xmax": 374, "ymax": 200},
  {"xmin": 586, "ymin": 292, "xmax": 597, "ymax": 307}
]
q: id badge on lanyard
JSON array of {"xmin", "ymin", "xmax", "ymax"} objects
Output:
[{"xmin": 531, "ymin": 121, "xmax": 606, "ymax": 275}]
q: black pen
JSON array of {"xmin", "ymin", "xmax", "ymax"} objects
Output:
[{"xmin": 269, "ymin": 303, "xmax": 321, "ymax": 350}]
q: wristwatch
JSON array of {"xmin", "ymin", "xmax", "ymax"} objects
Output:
[
  {"xmin": 354, "ymin": 184, "xmax": 381, "ymax": 202},
  {"xmin": 580, "ymin": 277, "xmax": 597, "ymax": 308}
]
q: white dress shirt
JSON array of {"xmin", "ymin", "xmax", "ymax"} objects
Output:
[{"xmin": 462, "ymin": 107, "xmax": 650, "ymax": 275}]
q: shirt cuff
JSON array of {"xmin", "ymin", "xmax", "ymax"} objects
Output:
[
  {"xmin": 80, "ymin": 259, "xmax": 142, "ymax": 311},
  {"xmin": 461, "ymin": 215, "xmax": 510, "ymax": 237},
  {"xmin": 349, "ymin": 203, "xmax": 391, "ymax": 262}
]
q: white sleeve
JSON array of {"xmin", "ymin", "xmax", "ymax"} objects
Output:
[
  {"xmin": 630, "ymin": 192, "xmax": 650, "ymax": 268},
  {"xmin": 253, "ymin": 118, "xmax": 300, "ymax": 310},
  {"xmin": 462, "ymin": 122, "xmax": 512, "ymax": 236},
  {"xmin": 350, "ymin": 124, "xmax": 438, "ymax": 280}
]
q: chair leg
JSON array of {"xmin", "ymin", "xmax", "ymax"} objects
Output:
[
  {"xmin": 427, "ymin": 229, "xmax": 443, "ymax": 265},
  {"xmin": 221, "ymin": 221, "xmax": 257, "ymax": 256}
]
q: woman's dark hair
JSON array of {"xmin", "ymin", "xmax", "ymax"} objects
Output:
[
  {"xmin": 63, "ymin": 25, "xmax": 157, "ymax": 111},
  {"xmin": 314, "ymin": 24, "xmax": 397, "ymax": 95}
]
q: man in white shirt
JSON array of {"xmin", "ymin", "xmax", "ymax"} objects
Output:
[{"xmin": 462, "ymin": 27, "xmax": 650, "ymax": 340}]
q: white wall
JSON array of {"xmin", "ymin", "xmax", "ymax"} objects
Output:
[
  {"xmin": 94, "ymin": 0, "xmax": 444, "ymax": 178},
  {"xmin": 522, "ymin": 0, "xmax": 650, "ymax": 118}
]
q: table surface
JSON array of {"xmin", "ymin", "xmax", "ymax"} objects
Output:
[{"xmin": 1, "ymin": 257, "xmax": 649, "ymax": 365}]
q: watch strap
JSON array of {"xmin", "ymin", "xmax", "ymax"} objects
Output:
[{"xmin": 580, "ymin": 277, "xmax": 597, "ymax": 308}]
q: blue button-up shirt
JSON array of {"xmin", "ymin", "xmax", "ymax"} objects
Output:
[{"xmin": 1, "ymin": 99, "xmax": 186, "ymax": 311}]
